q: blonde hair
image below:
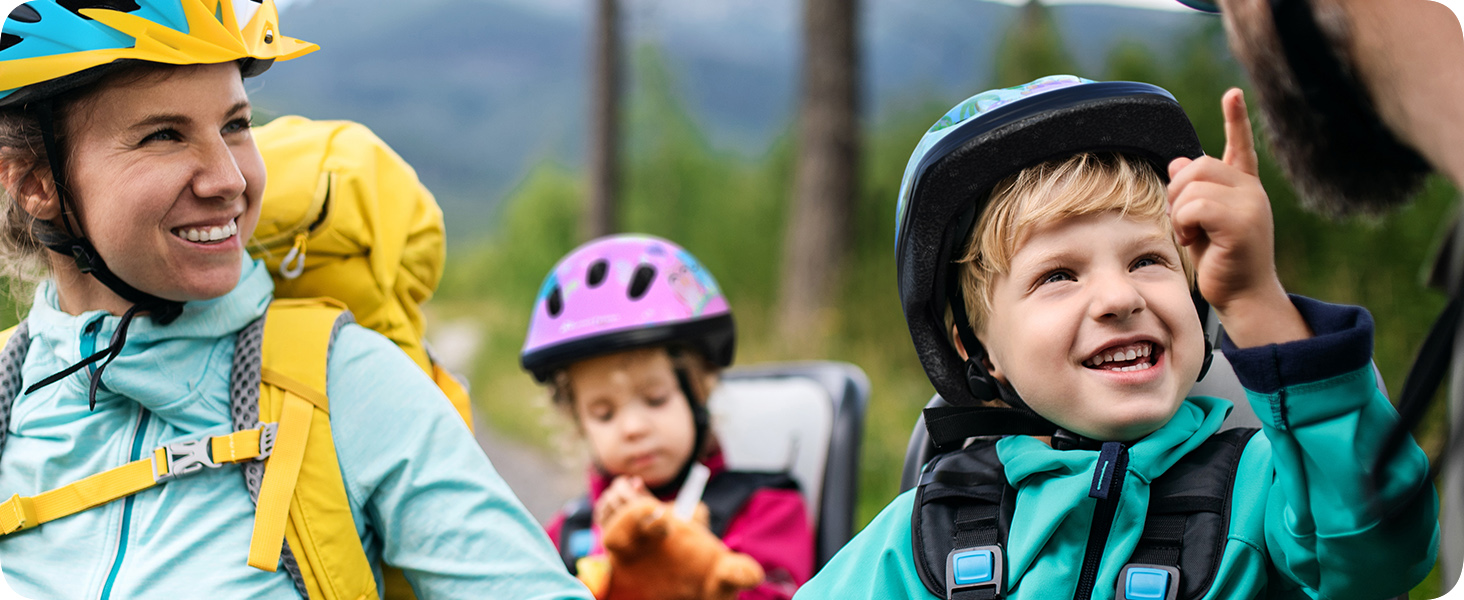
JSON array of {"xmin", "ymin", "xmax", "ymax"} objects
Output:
[{"xmin": 948, "ymin": 152, "xmax": 1194, "ymax": 340}]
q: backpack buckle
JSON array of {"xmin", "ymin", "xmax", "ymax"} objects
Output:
[
  {"xmin": 256, "ymin": 422, "xmax": 279, "ymax": 461},
  {"xmin": 946, "ymin": 545, "xmax": 1003, "ymax": 599},
  {"xmin": 152, "ymin": 438, "xmax": 221, "ymax": 483},
  {"xmin": 1117, "ymin": 564, "xmax": 1179, "ymax": 600}
]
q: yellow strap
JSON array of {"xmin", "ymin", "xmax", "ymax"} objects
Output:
[
  {"xmin": 248, "ymin": 393, "xmax": 313, "ymax": 571},
  {"xmin": 260, "ymin": 367, "xmax": 331, "ymax": 413},
  {"xmin": 0, "ymin": 427, "xmax": 274, "ymax": 536}
]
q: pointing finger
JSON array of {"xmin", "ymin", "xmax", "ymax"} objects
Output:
[{"xmin": 1221, "ymin": 88, "xmax": 1259, "ymax": 176}]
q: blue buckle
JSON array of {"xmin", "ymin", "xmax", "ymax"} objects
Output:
[
  {"xmin": 568, "ymin": 528, "xmax": 596, "ymax": 559},
  {"xmin": 1117, "ymin": 564, "xmax": 1179, "ymax": 600},
  {"xmin": 946, "ymin": 545, "xmax": 1002, "ymax": 599}
]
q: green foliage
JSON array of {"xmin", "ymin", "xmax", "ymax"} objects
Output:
[
  {"xmin": 993, "ymin": 1, "xmax": 1079, "ymax": 88},
  {"xmin": 0, "ymin": 278, "xmax": 20, "ymax": 331}
]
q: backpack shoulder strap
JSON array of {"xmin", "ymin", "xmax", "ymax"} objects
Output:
[
  {"xmin": 557, "ymin": 495, "xmax": 595, "ymax": 574},
  {"xmin": 702, "ymin": 470, "xmax": 800, "ymax": 538},
  {"xmin": 1121, "ymin": 427, "xmax": 1259, "ymax": 600},
  {"xmin": 0, "ymin": 321, "xmax": 31, "ymax": 462},
  {"xmin": 911, "ymin": 438, "xmax": 1011, "ymax": 600},
  {"xmin": 249, "ymin": 298, "xmax": 379, "ymax": 600}
]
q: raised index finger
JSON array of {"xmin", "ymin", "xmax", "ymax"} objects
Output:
[{"xmin": 1221, "ymin": 88, "xmax": 1259, "ymax": 176}]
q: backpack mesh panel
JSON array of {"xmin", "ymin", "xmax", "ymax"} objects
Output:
[{"xmin": 0, "ymin": 322, "xmax": 31, "ymax": 459}]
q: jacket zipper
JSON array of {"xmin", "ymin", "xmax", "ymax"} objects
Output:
[
  {"xmin": 1073, "ymin": 442, "xmax": 1128, "ymax": 600},
  {"xmin": 80, "ymin": 318, "xmax": 148, "ymax": 600},
  {"xmin": 97, "ymin": 408, "xmax": 149, "ymax": 600}
]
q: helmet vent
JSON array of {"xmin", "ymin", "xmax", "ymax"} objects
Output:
[
  {"xmin": 57, "ymin": 0, "xmax": 141, "ymax": 19},
  {"xmin": 629, "ymin": 265, "xmax": 656, "ymax": 300},
  {"xmin": 0, "ymin": 34, "xmax": 20, "ymax": 52},
  {"xmin": 587, "ymin": 260, "xmax": 608, "ymax": 287},
  {"xmin": 7, "ymin": 5, "xmax": 41, "ymax": 23},
  {"xmin": 547, "ymin": 286, "xmax": 563, "ymax": 317}
]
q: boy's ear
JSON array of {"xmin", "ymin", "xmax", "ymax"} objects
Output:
[
  {"xmin": 951, "ymin": 324, "xmax": 970, "ymax": 361},
  {"xmin": 954, "ymin": 324, "xmax": 1010, "ymax": 385},
  {"xmin": 0, "ymin": 158, "xmax": 60, "ymax": 220}
]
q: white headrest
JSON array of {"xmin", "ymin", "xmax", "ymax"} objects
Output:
[{"xmin": 708, "ymin": 377, "xmax": 834, "ymax": 526}]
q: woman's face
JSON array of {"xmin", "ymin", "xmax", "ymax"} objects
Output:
[{"xmin": 63, "ymin": 62, "xmax": 263, "ymax": 302}]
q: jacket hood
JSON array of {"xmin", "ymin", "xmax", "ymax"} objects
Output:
[{"xmin": 22, "ymin": 256, "xmax": 272, "ymax": 430}]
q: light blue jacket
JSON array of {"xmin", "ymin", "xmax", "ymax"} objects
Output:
[
  {"xmin": 796, "ymin": 297, "xmax": 1439, "ymax": 600},
  {"xmin": 0, "ymin": 259, "xmax": 592, "ymax": 599}
]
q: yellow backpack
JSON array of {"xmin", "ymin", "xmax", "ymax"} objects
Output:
[
  {"xmin": 251, "ymin": 115, "xmax": 473, "ymax": 430},
  {"xmin": 0, "ymin": 116, "xmax": 474, "ymax": 600}
]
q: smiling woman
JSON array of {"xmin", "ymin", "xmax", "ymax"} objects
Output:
[
  {"xmin": 0, "ymin": 1, "xmax": 590, "ymax": 599},
  {"xmin": 23, "ymin": 63, "xmax": 264, "ymax": 311}
]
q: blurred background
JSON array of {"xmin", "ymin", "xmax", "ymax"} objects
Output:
[{"xmin": 1, "ymin": 0, "xmax": 1456, "ymax": 595}]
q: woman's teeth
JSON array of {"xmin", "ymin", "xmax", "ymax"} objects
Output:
[
  {"xmin": 1084, "ymin": 342, "xmax": 1154, "ymax": 371},
  {"xmin": 174, "ymin": 220, "xmax": 238, "ymax": 243}
]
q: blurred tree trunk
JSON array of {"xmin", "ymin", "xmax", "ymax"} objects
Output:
[
  {"xmin": 778, "ymin": 0, "xmax": 860, "ymax": 346},
  {"xmin": 586, "ymin": 0, "xmax": 621, "ymax": 239}
]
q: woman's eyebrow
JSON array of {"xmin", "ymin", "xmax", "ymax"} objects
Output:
[
  {"xmin": 127, "ymin": 102, "xmax": 251, "ymax": 132},
  {"xmin": 127, "ymin": 113, "xmax": 189, "ymax": 131}
]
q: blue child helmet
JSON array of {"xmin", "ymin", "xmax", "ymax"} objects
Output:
[{"xmin": 894, "ymin": 75, "xmax": 1204, "ymax": 413}]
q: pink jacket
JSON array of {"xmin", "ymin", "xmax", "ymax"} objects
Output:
[{"xmin": 545, "ymin": 452, "xmax": 814, "ymax": 600}]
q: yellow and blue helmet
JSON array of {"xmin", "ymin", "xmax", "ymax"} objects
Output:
[{"xmin": 0, "ymin": 0, "xmax": 316, "ymax": 107}]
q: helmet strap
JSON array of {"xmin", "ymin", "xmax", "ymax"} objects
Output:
[
  {"xmin": 20, "ymin": 101, "xmax": 185, "ymax": 409},
  {"xmin": 29, "ymin": 100, "xmax": 184, "ymax": 325},
  {"xmin": 647, "ymin": 360, "xmax": 711, "ymax": 499}
]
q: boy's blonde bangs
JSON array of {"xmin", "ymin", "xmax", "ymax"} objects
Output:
[{"xmin": 953, "ymin": 152, "xmax": 1195, "ymax": 335}]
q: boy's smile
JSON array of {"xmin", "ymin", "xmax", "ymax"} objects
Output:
[{"xmin": 977, "ymin": 211, "xmax": 1205, "ymax": 441}]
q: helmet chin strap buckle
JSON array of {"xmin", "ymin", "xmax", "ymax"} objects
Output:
[
  {"xmin": 1197, "ymin": 334, "xmax": 1215, "ymax": 381},
  {"xmin": 963, "ymin": 357, "xmax": 1001, "ymax": 400},
  {"xmin": 70, "ymin": 244, "xmax": 98, "ymax": 274}
]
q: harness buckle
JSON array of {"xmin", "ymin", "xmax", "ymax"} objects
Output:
[
  {"xmin": 256, "ymin": 422, "xmax": 279, "ymax": 461},
  {"xmin": 152, "ymin": 437, "xmax": 220, "ymax": 483},
  {"xmin": 1117, "ymin": 564, "xmax": 1180, "ymax": 600},
  {"xmin": 946, "ymin": 545, "xmax": 1003, "ymax": 599}
]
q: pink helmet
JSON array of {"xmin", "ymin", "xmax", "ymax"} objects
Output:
[{"xmin": 521, "ymin": 234, "xmax": 735, "ymax": 382}]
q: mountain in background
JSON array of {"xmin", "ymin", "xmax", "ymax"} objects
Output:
[{"xmin": 252, "ymin": 0, "xmax": 1213, "ymax": 239}]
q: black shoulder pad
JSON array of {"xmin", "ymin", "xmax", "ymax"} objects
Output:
[
  {"xmin": 911, "ymin": 438, "xmax": 1010, "ymax": 598},
  {"xmin": 558, "ymin": 495, "xmax": 594, "ymax": 574},
  {"xmin": 703, "ymin": 470, "xmax": 800, "ymax": 538},
  {"xmin": 1141, "ymin": 427, "xmax": 1258, "ymax": 600}
]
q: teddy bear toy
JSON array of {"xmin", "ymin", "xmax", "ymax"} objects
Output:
[{"xmin": 578, "ymin": 496, "xmax": 765, "ymax": 600}]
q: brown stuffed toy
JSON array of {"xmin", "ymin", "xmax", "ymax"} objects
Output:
[{"xmin": 579, "ymin": 496, "xmax": 765, "ymax": 600}]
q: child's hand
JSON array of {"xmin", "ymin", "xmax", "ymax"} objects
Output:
[
  {"xmin": 594, "ymin": 476, "xmax": 653, "ymax": 528},
  {"xmin": 1167, "ymin": 88, "xmax": 1310, "ymax": 347}
]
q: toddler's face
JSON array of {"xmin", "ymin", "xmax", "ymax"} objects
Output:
[
  {"xmin": 568, "ymin": 348, "xmax": 698, "ymax": 488},
  {"xmin": 977, "ymin": 211, "xmax": 1205, "ymax": 441}
]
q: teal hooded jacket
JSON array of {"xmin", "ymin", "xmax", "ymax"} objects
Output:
[
  {"xmin": 795, "ymin": 297, "xmax": 1439, "ymax": 600},
  {"xmin": 0, "ymin": 259, "xmax": 592, "ymax": 599}
]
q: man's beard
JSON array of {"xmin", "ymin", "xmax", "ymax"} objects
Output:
[{"xmin": 1226, "ymin": 0, "xmax": 1434, "ymax": 217}]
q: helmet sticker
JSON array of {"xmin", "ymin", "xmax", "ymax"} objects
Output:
[{"xmin": 669, "ymin": 265, "xmax": 711, "ymax": 316}]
